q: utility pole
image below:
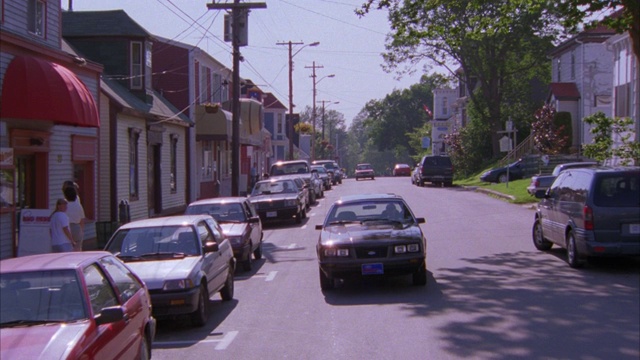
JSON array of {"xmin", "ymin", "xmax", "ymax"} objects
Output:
[
  {"xmin": 305, "ymin": 62, "xmax": 323, "ymax": 161},
  {"xmin": 276, "ymin": 41, "xmax": 319, "ymax": 160},
  {"xmin": 207, "ymin": 0, "xmax": 266, "ymax": 196},
  {"xmin": 277, "ymin": 41, "xmax": 302, "ymax": 160}
]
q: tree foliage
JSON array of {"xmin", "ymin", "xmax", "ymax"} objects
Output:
[
  {"xmin": 582, "ymin": 112, "xmax": 640, "ymax": 165},
  {"xmin": 362, "ymin": 74, "xmax": 448, "ymax": 157},
  {"xmin": 357, "ymin": 0, "xmax": 558, "ymax": 157}
]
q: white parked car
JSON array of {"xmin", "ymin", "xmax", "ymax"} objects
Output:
[{"xmin": 104, "ymin": 215, "xmax": 235, "ymax": 327}]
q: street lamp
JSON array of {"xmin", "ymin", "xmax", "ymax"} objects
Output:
[
  {"xmin": 277, "ymin": 40, "xmax": 319, "ymax": 160},
  {"xmin": 311, "ymin": 73, "xmax": 335, "ymax": 161}
]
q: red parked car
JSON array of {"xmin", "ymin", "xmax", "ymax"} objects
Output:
[
  {"xmin": 393, "ymin": 163, "xmax": 411, "ymax": 176},
  {"xmin": 0, "ymin": 252, "xmax": 156, "ymax": 359}
]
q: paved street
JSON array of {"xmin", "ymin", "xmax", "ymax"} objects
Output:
[{"xmin": 152, "ymin": 177, "xmax": 640, "ymax": 360}]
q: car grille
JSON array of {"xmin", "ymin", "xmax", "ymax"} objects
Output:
[
  {"xmin": 255, "ymin": 200, "xmax": 286, "ymax": 210},
  {"xmin": 355, "ymin": 246, "xmax": 388, "ymax": 259}
]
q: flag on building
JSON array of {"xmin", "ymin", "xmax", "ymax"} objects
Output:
[{"xmin": 422, "ymin": 104, "xmax": 432, "ymax": 118}]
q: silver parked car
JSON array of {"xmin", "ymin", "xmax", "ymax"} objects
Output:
[
  {"xmin": 104, "ymin": 215, "xmax": 235, "ymax": 326},
  {"xmin": 185, "ymin": 197, "xmax": 263, "ymax": 272}
]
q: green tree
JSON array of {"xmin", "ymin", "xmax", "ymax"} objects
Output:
[
  {"xmin": 582, "ymin": 112, "xmax": 640, "ymax": 165},
  {"xmin": 362, "ymin": 74, "xmax": 448, "ymax": 156},
  {"xmin": 358, "ymin": 0, "xmax": 559, "ymax": 157}
]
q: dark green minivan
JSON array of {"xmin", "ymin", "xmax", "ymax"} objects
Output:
[{"xmin": 532, "ymin": 166, "xmax": 640, "ymax": 268}]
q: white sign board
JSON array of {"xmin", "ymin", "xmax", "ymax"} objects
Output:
[
  {"xmin": 499, "ymin": 136, "xmax": 512, "ymax": 152},
  {"xmin": 17, "ymin": 209, "xmax": 52, "ymax": 257},
  {"xmin": 421, "ymin": 137, "xmax": 431, "ymax": 149}
]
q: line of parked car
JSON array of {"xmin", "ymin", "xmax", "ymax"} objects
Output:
[{"xmin": 0, "ymin": 158, "xmax": 346, "ymax": 359}]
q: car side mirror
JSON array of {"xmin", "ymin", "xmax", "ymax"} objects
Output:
[
  {"xmin": 203, "ymin": 241, "xmax": 219, "ymax": 253},
  {"xmin": 95, "ymin": 306, "xmax": 124, "ymax": 325},
  {"xmin": 249, "ymin": 216, "xmax": 260, "ymax": 223},
  {"xmin": 415, "ymin": 217, "xmax": 426, "ymax": 224}
]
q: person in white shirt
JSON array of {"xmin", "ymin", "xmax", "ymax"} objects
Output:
[
  {"xmin": 63, "ymin": 184, "xmax": 86, "ymax": 251},
  {"xmin": 50, "ymin": 198, "xmax": 74, "ymax": 252}
]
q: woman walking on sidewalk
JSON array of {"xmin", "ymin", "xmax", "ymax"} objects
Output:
[{"xmin": 50, "ymin": 198, "xmax": 75, "ymax": 252}]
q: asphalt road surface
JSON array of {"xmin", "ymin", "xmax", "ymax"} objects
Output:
[{"xmin": 152, "ymin": 177, "xmax": 640, "ymax": 360}]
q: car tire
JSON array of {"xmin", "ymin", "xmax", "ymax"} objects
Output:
[
  {"xmin": 242, "ymin": 247, "xmax": 252, "ymax": 271},
  {"xmin": 498, "ymin": 173, "xmax": 508, "ymax": 183},
  {"xmin": 532, "ymin": 220, "xmax": 553, "ymax": 251},
  {"xmin": 253, "ymin": 241, "xmax": 263, "ymax": 260},
  {"xmin": 566, "ymin": 230, "xmax": 584, "ymax": 268},
  {"xmin": 191, "ymin": 283, "xmax": 209, "ymax": 327},
  {"xmin": 319, "ymin": 268, "xmax": 333, "ymax": 290},
  {"xmin": 220, "ymin": 268, "xmax": 234, "ymax": 301},
  {"xmin": 139, "ymin": 333, "xmax": 151, "ymax": 360},
  {"xmin": 310, "ymin": 191, "xmax": 316, "ymax": 204},
  {"xmin": 412, "ymin": 262, "xmax": 427, "ymax": 286}
]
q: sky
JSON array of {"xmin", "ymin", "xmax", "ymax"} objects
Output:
[{"xmin": 63, "ymin": 0, "xmax": 442, "ymax": 126}]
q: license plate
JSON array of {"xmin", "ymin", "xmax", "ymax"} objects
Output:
[
  {"xmin": 362, "ymin": 263, "xmax": 383, "ymax": 275},
  {"xmin": 267, "ymin": 211, "xmax": 277, "ymax": 218},
  {"xmin": 629, "ymin": 224, "xmax": 640, "ymax": 235}
]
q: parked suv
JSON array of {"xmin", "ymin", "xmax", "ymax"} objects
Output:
[
  {"xmin": 532, "ymin": 166, "xmax": 640, "ymax": 268},
  {"xmin": 417, "ymin": 155, "xmax": 454, "ymax": 187}
]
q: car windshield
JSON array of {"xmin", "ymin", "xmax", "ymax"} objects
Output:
[
  {"xmin": 1, "ymin": 270, "xmax": 88, "ymax": 325},
  {"xmin": 186, "ymin": 202, "xmax": 246, "ymax": 222},
  {"xmin": 106, "ymin": 225, "xmax": 200, "ymax": 258},
  {"xmin": 270, "ymin": 163, "xmax": 308, "ymax": 176},
  {"xmin": 327, "ymin": 200, "xmax": 413, "ymax": 224},
  {"xmin": 311, "ymin": 166, "xmax": 327, "ymax": 174},
  {"xmin": 252, "ymin": 180, "xmax": 298, "ymax": 195},
  {"xmin": 356, "ymin": 164, "xmax": 372, "ymax": 170}
]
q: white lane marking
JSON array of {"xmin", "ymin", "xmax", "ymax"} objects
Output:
[
  {"xmin": 153, "ymin": 331, "xmax": 239, "ymax": 350},
  {"xmin": 301, "ymin": 224, "xmax": 307, "ymax": 229},
  {"xmin": 215, "ymin": 331, "xmax": 238, "ymax": 350},
  {"xmin": 287, "ymin": 243, "xmax": 296, "ymax": 249},
  {"xmin": 265, "ymin": 271, "xmax": 277, "ymax": 281}
]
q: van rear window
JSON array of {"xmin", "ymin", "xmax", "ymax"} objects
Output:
[{"xmin": 593, "ymin": 173, "xmax": 640, "ymax": 207}]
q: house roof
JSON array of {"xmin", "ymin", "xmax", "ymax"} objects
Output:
[
  {"xmin": 548, "ymin": 82, "xmax": 580, "ymax": 101},
  {"xmin": 101, "ymin": 77, "xmax": 191, "ymax": 125},
  {"xmin": 62, "ymin": 10, "xmax": 150, "ymax": 37},
  {"xmin": 548, "ymin": 20, "xmax": 616, "ymax": 56},
  {"xmin": 263, "ymin": 92, "xmax": 287, "ymax": 110}
]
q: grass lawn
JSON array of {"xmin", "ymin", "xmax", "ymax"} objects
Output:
[{"xmin": 456, "ymin": 175, "xmax": 539, "ymax": 205}]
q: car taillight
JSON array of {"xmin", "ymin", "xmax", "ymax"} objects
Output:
[{"xmin": 583, "ymin": 205, "xmax": 593, "ymax": 230}]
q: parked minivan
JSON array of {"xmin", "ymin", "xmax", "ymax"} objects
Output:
[
  {"xmin": 532, "ymin": 166, "xmax": 640, "ymax": 268},
  {"xmin": 417, "ymin": 155, "xmax": 454, "ymax": 187}
]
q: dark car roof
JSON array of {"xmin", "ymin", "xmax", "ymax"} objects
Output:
[
  {"xmin": 0, "ymin": 251, "xmax": 114, "ymax": 272},
  {"xmin": 568, "ymin": 166, "xmax": 639, "ymax": 174},
  {"xmin": 336, "ymin": 193, "xmax": 403, "ymax": 204},
  {"xmin": 188, "ymin": 197, "xmax": 247, "ymax": 206}
]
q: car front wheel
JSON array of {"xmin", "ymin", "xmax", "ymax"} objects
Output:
[
  {"xmin": 498, "ymin": 173, "xmax": 508, "ymax": 183},
  {"xmin": 412, "ymin": 262, "xmax": 427, "ymax": 286},
  {"xmin": 319, "ymin": 268, "xmax": 333, "ymax": 290},
  {"xmin": 253, "ymin": 241, "xmax": 263, "ymax": 260},
  {"xmin": 191, "ymin": 283, "xmax": 209, "ymax": 327},
  {"xmin": 220, "ymin": 268, "xmax": 234, "ymax": 301},
  {"xmin": 532, "ymin": 220, "xmax": 553, "ymax": 251}
]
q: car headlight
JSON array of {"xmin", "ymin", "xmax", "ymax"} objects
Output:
[
  {"xmin": 394, "ymin": 244, "xmax": 420, "ymax": 254},
  {"xmin": 394, "ymin": 245, "xmax": 407, "ymax": 254},
  {"xmin": 323, "ymin": 248, "xmax": 349, "ymax": 257},
  {"xmin": 228, "ymin": 236, "xmax": 244, "ymax": 246},
  {"xmin": 285, "ymin": 199, "xmax": 298, "ymax": 207},
  {"xmin": 163, "ymin": 279, "xmax": 195, "ymax": 291}
]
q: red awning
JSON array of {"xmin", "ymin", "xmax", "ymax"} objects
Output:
[{"xmin": 1, "ymin": 55, "xmax": 100, "ymax": 128}]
